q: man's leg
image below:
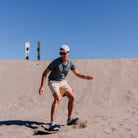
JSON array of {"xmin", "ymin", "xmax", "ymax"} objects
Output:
[
  {"xmin": 51, "ymin": 92, "xmax": 62, "ymax": 122},
  {"xmin": 64, "ymin": 90, "xmax": 75, "ymax": 120}
]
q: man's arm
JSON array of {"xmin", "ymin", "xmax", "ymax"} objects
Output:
[
  {"xmin": 39, "ymin": 68, "xmax": 51, "ymax": 95},
  {"xmin": 72, "ymin": 70, "xmax": 93, "ymax": 80}
]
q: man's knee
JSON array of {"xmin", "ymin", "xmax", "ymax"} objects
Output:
[
  {"xmin": 71, "ymin": 94, "xmax": 75, "ymax": 101},
  {"xmin": 66, "ymin": 91, "xmax": 75, "ymax": 102},
  {"xmin": 53, "ymin": 92, "xmax": 61, "ymax": 103}
]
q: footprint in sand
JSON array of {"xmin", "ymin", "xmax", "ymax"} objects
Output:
[{"xmin": 102, "ymin": 127, "xmax": 116, "ymax": 134}]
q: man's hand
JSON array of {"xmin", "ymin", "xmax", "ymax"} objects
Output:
[
  {"xmin": 39, "ymin": 68, "xmax": 50, "ymax": 95},
  {"xmin": 86, "ymin": 75, "xmax": 93, "ymax": 80},
  {"xmin": 39, "ymin": 87, "xmax": 44, "ymax": 95}
]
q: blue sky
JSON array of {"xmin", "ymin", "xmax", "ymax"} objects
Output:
[{"xmin": 0, "ymin": 0, "xmax": 138, "ymax": 60}]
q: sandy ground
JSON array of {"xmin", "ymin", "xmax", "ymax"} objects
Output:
[{"xmin": 0, "ymin": 58, "xmax": 138, "ymax": 138}]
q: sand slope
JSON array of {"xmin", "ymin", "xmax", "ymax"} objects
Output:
[{"xmin": 0, "ymin": 58, "xmax": 138, "ymax": 138}]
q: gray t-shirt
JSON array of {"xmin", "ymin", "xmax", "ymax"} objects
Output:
[{"xmin": 47, "ymin": 57, "xmax": 76, "ymax": 81}]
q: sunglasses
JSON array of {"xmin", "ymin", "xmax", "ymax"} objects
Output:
[{"xmin": 59, "ymin": 52, "xmax": 68, "ymax": 55}]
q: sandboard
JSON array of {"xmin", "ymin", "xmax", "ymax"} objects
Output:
[
  {"xmin": 34, "ymin": 118, "xmax": 79, "ymax": 135},
  {"xmin": 35, "ymin": 125, "xmax": 60, "ymax": 135}
]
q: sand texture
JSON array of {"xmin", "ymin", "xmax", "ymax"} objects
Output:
[{"xmin": 0, "ymin": 58, "xmax": 138, "ymax": 138}]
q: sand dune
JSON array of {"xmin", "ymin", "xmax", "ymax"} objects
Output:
[{"xmin": 0, "ymin": 58, "xmax": 138, "ymax": 138}]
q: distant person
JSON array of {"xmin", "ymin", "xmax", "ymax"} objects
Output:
[{"xmin": 39, "ymin": 45, "xmax": 93, "ymax": 131}]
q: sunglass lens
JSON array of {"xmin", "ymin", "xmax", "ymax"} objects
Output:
[{"xmin": 60, "ymin": 53, "xmax": 67, "ymax": 55}]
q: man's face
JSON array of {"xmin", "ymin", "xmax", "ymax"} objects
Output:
[{"xmin": 60, "ymin": 51, "xmax": 70, "ymax": 60}]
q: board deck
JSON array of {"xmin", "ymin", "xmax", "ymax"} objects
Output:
[
  {"xmin": 35, "ymin": 125, "xmax": 60, "ymax": 135},
  {"xmin": 34, "ymin": 118, "xmax": 80, "ymax": 135}
]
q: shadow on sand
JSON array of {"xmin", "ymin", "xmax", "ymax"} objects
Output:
[
  {"xmin": 0, "ymin": 120, "xmax": 48, "ymax": 129},
  {"xmin": 0, "ymin": 120, "xmax": 64, "ymax": 135}
]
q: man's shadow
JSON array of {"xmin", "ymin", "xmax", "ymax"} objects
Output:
[
  {"xmin": 0, "ymin": 120, "xmax": 48, "ymax": 129},
  {"xmin": 0, "ymin": 120, "xmax": 64, "ymax": 135}
]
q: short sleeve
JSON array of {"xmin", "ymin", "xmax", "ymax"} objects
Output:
[
  {"xmin": 47, "ymin": 60, "xmax": 56, "ymax": 71},
  {"xmin": 70, "ymin": 60, "xmax": 76, "ymax": 70}
]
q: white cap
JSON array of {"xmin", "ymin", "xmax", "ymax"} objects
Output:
[{"xmin": 60, "ymin": 45, "xmax": 70, "ymax": 52}]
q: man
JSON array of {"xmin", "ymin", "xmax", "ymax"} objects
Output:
[{"xmin": 39, "ymin": 45, "xmax": 93, "ymax": 131}]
